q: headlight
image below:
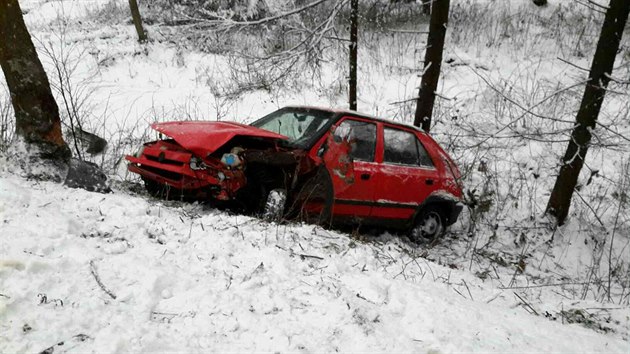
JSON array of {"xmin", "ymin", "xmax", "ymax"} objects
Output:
[{"xmin": 190, "ymin": 156, "xmax": 205, "ymax": 170}]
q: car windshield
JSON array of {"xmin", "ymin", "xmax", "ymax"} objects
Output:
[{"xmin": 251, "ymin": 108, "xmax": 335, "ymax": 148}]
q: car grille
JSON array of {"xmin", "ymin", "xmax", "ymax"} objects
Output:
[
  {"xmin": 145, "ymin": 154, "xmax": 185, "ymax": 166},
  {"xmin": 142, "ymin": 165, "xmax": 183, "ymax": 181}
]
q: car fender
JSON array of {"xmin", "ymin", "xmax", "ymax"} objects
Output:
[{"xmin": 413, "ymin": 191, "xmax": 464, "ymax": 227}]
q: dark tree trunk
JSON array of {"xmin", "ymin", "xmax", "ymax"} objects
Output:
[
  {"xmin": 129, "ymin": 0, "xmax": 147, "ymax": 42},
  {"xmin": 0, "ymin": 0, "xmax": 70, "ymax": 160},
  {"xmin": 546, "ymin": 0, "xmax": 629, "ymax": 225},
  {"xmin": 414, "ymin": 0, "xmax": 449, "ymax": 132},
  {"xmin": 349, "ymin": 0, "xmax": 358, "ymax": 111}
]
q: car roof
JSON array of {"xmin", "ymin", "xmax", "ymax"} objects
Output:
[{"xmin": 284, "ymin": 105, "xmax": 427, "ymax": 134}]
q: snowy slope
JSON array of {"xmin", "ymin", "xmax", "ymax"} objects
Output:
[
  {"xmin": 1, "ymin": 0, "xmax": 629, "ymax": 351},
  {"xmin": 0, "ymin": 173, "xmax": 627, "ymax": 353}
]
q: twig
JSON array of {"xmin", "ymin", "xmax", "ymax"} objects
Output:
[
  {"xmin": 297, "ymin": 253, "xmax": 324, "ymax": 260},
  {"xmin": 513, "ymin": 292, "xmax": 538, "ymax": 316},
  {"xmin": 89, "ymin": 260, "xmax": 116, "ymax": 300},
  {"xmin": 573, "ymin": 190, "xmax": 606, "ymax": 228},
  {"xmin": 500, "ymin": 282, "xmax": 589, "ymax": 290},
  {"xmin": 462, "ymin": 279, "xmax": 474, "ymax": 300},
  {"xmin": 557, "ymin": 57, "xmax": 589, "ymax": 72}
]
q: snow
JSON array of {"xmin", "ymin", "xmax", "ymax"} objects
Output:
[
  {"xmin": 1, "ymin": 0, "xmax": 630, "ymax": 351},
  {"xmin": 0, "ymin": 174, "xmax": 627, "ymax": 352}
]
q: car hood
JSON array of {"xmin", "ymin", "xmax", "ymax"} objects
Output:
[{"xmin": 151, "ymin": 121, "xmax": 288, "ymax": 157}]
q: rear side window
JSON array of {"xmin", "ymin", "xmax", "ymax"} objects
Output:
[
  {"xmin": 383, "ymin": 127, "xmax": 434, "ymax": 167},
  {"xmin": 334, "ymin": 119, "xmax": 377, "ymax": 162}
]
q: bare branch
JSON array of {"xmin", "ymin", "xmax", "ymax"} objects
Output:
[{"xmin": 90, "ymin": 260, "xmax": 116, "ymax": 300}]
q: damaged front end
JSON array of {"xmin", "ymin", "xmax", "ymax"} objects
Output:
[
  {"xmin": 125, "ymin": 120, "xmax": 292, "ymax": 201},
  {"xmin": 126, "ymin": 139, "xmax": 248, "ymax": 201}
]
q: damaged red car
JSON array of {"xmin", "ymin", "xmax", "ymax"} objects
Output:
[{"xmin": 126, "ymin": 106, "xmax": 464, "ymax": 242}]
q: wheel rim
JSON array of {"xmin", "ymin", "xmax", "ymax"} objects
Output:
[{"xmin": 419, "ymin": 211, "xmax": 442, "ymax": 238}]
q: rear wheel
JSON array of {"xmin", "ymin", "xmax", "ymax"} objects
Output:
[{"xmin": 410, "ymin": 205, "xmax": 445, "ymax": 243}]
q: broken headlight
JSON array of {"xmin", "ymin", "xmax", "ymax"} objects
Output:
[{"xmin": 190, "ymin": 156, "xmax": 206, "ymax": 170}]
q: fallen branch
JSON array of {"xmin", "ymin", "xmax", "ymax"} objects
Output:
[{"xmin": 89, "ymin": 260, "xmax": 116, "ymax": 300}]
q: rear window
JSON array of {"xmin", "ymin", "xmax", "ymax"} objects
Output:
[{"xmin": 383, "ymin": 127, "xmax": 434, "ymax": 167}]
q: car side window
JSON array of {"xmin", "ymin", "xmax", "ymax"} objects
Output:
[
  {"xmin": 383, "ymin": 127, "xmax": 434, "ymax": 167},
  {"xmin": 334, "ymin": 119, "xmax": 377, "ymax": 162}
]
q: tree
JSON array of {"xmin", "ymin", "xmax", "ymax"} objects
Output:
[
  {"xmin": 413, "ymin": 0, "xmax": 449, "ymax": 132},
  {"xmin": 546, "ymin": 0, "xmax": 630, "ymax": 225},
  {"xmin": 0, "ymin": 0, "xmax": 70, "ymax": 161},
  {"xmin": 349, "ymin": 0, "xmax": 358, "ymax": 111},
  {"xmin": 129, "ymin": 0, "xmax": 148, "ymax": 42}
]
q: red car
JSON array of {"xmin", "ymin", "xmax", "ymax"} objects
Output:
[{"xmin": 126, "ymin": 106, "xmax": 463, "ymax": 242}]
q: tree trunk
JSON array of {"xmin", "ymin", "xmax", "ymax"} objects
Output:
[
  {"xmin": 414, "ymin": 0, "xmax": 449, "ymax": 132},
  {"xmin": 546, "ymin": 0, "xmax": 629, "ymax": 225},
  {"xmin": 349, "ymin": 0, "xmax": 358, "ymax": 111},
  {"xmin": 0, "ymin": 0, "xmax": 70, "ymax": 160},
  {"xmin": 129, "ymin": 0, "xmax": 148, "ymax": 42}
]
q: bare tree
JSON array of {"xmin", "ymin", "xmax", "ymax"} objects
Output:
[
  {"xmin": 413, "ymin": 0, "xmax": 449, "ymax": 132},
  {"xmin": 349, "ymin": 0, "xmax": 358, "ymax": 110},
  {"xmin": 129, "ymin": 0, "xmax": 148, "ymax": 42},
  {"xmin": 546, "ymin": 0, "xmax": 630, "ymax": 224},
  {"xmin": 0, "ymin": 0, "xmax": 70, "ymax": 160}
]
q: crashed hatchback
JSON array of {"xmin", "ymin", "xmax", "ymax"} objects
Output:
[{"xmin": 126, "ymin": 106, "xmax": 464, "ymax": 241}]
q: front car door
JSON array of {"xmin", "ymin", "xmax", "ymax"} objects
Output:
[{"xmin": 326, "ymin": 117, "xmax": 379, "ymax": 219}]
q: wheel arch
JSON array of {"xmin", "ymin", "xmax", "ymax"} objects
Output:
[{"xmin": 413, "ymin": 192, "xmax": 463, "ymax": 227}]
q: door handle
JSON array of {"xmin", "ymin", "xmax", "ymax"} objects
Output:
[
  {"xmin": 425, "ymin": 179, "xmax": 434, "ymax": 185},
  {"xmin": 360, "ymin": 173, "xmax": 370, "ymax": 180}
]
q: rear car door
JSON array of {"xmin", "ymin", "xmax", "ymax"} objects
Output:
[
  {"xmin": 371, "ymin": 125, "xmax": 440, "ymax": 220},
  {"xmin": 326, "ymin": 117, "xmax": 379, "ymax": 218}
]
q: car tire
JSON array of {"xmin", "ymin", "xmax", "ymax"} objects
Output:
[
  {"xmin": 143, "ymin": 178, "xmax": 164, "ymax": 197},
  {"xmin": 262, "ymin": 188, "xmax": 287, "ymax": 222},
  {"xmin": 410, "ymin": 205, "xmax": 445, "ymax": 243}
]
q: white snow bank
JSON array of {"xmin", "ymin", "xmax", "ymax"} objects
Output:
[{"xmin": 0, "ymin": 174, "xmax": 626, "ymax": 352}]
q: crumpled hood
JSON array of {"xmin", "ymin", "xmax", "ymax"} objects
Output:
[{"xmin": 151, "ymin": 121, "xmax": 288, "ymax": 157}]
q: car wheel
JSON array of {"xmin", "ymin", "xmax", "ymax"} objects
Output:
[
  {"xmin": 262, "ymin": 188, "xmax": 287, "ymax": 222},
  {"xmin": 143, "ymin": 178, "xmax": 163, "ymax": 197},
  {"xmin": 411, "ymin": 206, "xmax": 445, "ymax": 243}
]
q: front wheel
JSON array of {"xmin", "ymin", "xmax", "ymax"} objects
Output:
[
  {"xmin": 262, "ymin": 188, "xmax": 287, "ymax": 222},
  {"xmin": 410, "ymin": 206, "xmax": 445, "ymax": 243}
]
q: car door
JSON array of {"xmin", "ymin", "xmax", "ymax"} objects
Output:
[
  {"xmin": 325, "ymin": 117, "xmax": 379, "ymax": 218},
  {"xmin": 371, "ymin": 125, "xmax": 440, "ymax": 220}
]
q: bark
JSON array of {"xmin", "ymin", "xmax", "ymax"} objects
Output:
[
  {"xmin": 0, "ymin": 0, "xmax": 70, "ymax": 160},
  {"xmin": 546, "ymin": 0, "xmax": 629, "ymax": 224},
  {"xmin": 129, "ymin": 0, "xmax": 148, "ymax": 42},
  {"xmin": 349, "ymin": 0, "xmax": 358, "ymax": 111},
  {"xmin": 413, "ymin": 0, "xmax": 449, "ymax": 132}
]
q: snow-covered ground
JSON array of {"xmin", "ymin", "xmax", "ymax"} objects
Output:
[
  {"xmin": 1, "ymin": 0, "xmax": 629, "ymax": 352},
  {"xmin": 0, "ymin": 173, "xmax": 627, "ymax": 352}
]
